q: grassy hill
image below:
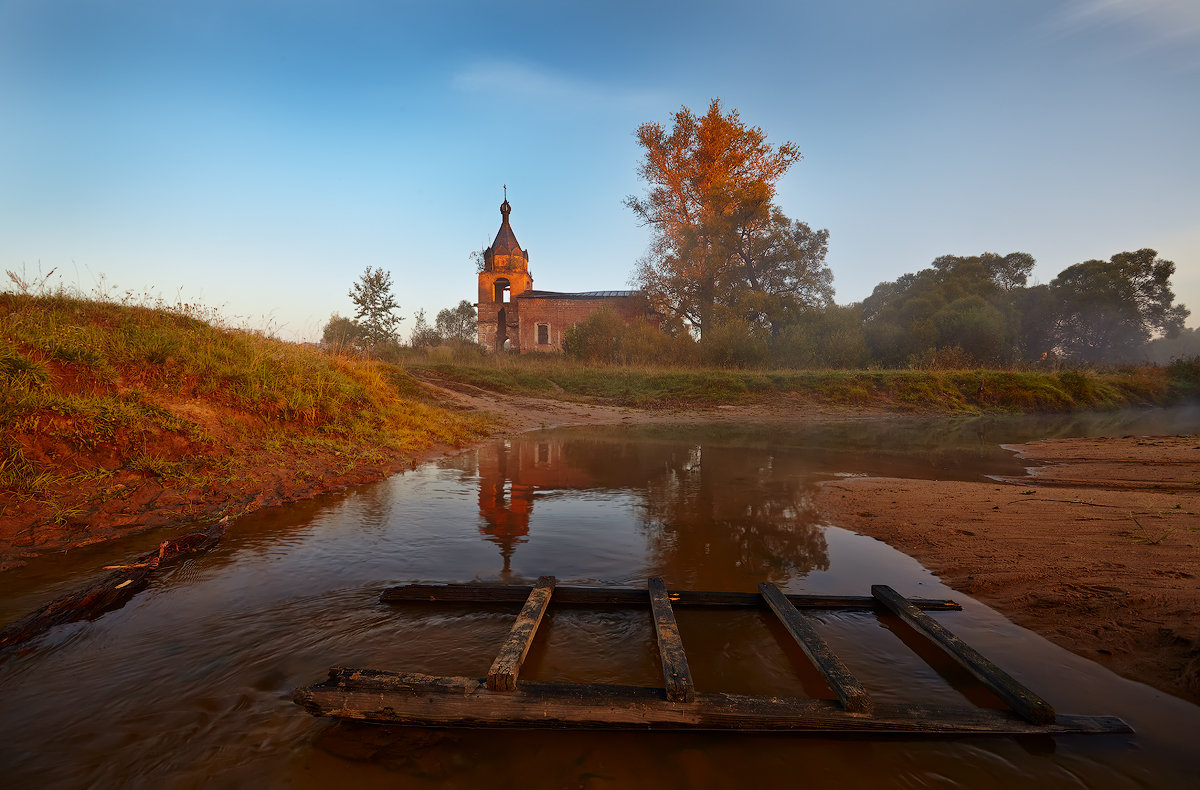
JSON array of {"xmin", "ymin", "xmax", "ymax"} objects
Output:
[{"xmin": 0, "ymin": 292, "xmax": 493, "ymax": 567}]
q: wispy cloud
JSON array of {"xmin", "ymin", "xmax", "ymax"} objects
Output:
[
  {"xmin": 1047, "ymin": 0, "xmax": 1200, "ymax": 67},
  {"xmin": 451, "ymin": 60, "xmax": 664, "ymax": 110}
]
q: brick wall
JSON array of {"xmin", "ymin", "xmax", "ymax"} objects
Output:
[{"xmin": 513, "ymin": 294, "xmax": 650, "ymax": 353}]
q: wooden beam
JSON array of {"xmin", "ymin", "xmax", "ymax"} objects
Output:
[
  {"xmin": 486, "ymin": 575, "xmax": 556, "ymax": 692},
  {"xmin": 295, "ymin": 668, "xmax": 1130, "ymax": 735},
  {"xmin": 759, "ymin": 583, "xmax": 872, "ymax": 714},
  {"xmin": 871, "ymin": 585, "xmax": 1056, "ymax": 725},
  {"xmin": 380, "ymin": 583, "xmax": 961, "ymax": 612},
  {"xmin": 647, "ymin": 577, "xmax": 695, "ymax": 703}
]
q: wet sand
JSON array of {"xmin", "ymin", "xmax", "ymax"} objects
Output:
[{"xmin": 815, "ymin": 434, "xmax": 1200, "ymax": 704}]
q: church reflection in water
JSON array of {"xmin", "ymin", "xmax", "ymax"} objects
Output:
[{"xmin": 471, "ymin": 429, "xmax": 831, "ymax": 585}]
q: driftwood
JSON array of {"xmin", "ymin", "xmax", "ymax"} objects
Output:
[
  {"xmin": 381, "ymin": 583, "xmax": 963, "ymax": 612},
  {"xmin": 0, "ymin": 518, "xmax": 227, "ymax": 651},
  {"xmin": 760, "ymin": 582, "xmax": 872, "ymax": 714},
  {"xmin": 295, "ymin": 668, "xmax": 1132, "ymax": 735},
  {"xmin": 296, "ymin": 580, "xmax": 1131, "ymax": 736},
  {"xmin": 872, "ymin": 584, "xmax": 1056, "ymax": 724},
  {"xmin": 487, "ymin": 576, "xmax": 556, "ymax": 691}
]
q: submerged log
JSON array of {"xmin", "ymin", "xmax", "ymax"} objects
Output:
[
  {"xmin": 647, "ymin": 577, "xmax": 695, "ymax": 703},
  {"xmin": 871, "ymin": 584, "xmax": 1056, "ymax": 725},
  {"xmin": 0, "ymin": 518, "xmax": 227, "ymax": 651},
  {"xmin": 294, "ymin": 667, "xmax": 1131, "ymax": 735},
  {"xmin": 381, "ymin": 583, "xmax": 962, "ymax": 612},
  {"xmin": 759, "ymin": 582, "xmax": 872, "ymax": 714},
  {"xmin": 487, "ymin": 576, "xmax": 556, "ymax": 691}
]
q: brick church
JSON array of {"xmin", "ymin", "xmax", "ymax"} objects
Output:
[{"xmin": 476, "ymin": 196, "xmax": 652, "ymax": 353}]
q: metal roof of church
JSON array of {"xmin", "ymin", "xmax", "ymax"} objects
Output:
[
  {"xmin": 488, "ymin": 199, "xmax": 524, "ymax": 257},
  {"xmin": 517, "ymin": 290, "xmax": 640, "ymax": 299}
]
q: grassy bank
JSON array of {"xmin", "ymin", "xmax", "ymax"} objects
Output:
[
  {"xmin": 1, "ymin": 292, "xmax": 492, "ymax": 560},
  {"xmin": 409, "ymin": 355, "xmax": 1200, "ymax": 412}
]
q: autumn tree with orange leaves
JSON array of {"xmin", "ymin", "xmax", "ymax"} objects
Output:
[{"xmin": 626, "ymin": 99, "xmax": 833, "ymax": 342}]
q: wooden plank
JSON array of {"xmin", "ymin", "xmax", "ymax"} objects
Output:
[
  {"xmin": 294, "ymin": 668, "xmax": 1130, "ymax": 735},
  {"xmin": 647, "ymin": 577, "xmax": 695, "ymax": 703},
  {"xmin": 871, "ymin": 585, "xmax": 1056, "ymax": 725},
  {"xmin": 0, "ymin": 518, "xmax": 227, "ymax": 651},
  {"xmin": 486, "ymin": 575, "xmax": 556, "ymax": 691},
  {"xmin": 759, "ymin": 583, "xmax": 872, "ymax": 714},
  {"xmin": 380, "ymin": 583, "xmax": 961, "ymax": 612}
]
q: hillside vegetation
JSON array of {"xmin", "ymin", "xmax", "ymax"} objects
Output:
[
  {"xmin": 0, "ymin": 292, "xmax": 492, "ymax": 567},
  {"xmin": 409, "ymin": 355, "xmax": 1200, "ymax": 412}
]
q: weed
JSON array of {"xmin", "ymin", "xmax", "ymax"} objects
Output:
[{"xmin": 1127, "ymin": 514, "xmax": 1178, "ymax": 545}]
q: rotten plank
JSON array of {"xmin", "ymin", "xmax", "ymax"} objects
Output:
[
  {"xmin": 871, "ymin": 584, "xmax": 1056, "ymax": 725},
  {"xmin": 380, "ymin": 583, "xmax": 961, "ymax": 612},
  {"xmin": 487, "ymin": 575, "xmax": 556, "ymax": 691},
  {"xmin": 294, "ymin": 668, "xmax": 1130, "ymax": 735},
  {"xmin": 0, "ymin": 519, "xmax": 227, "ymax": 651},
  {"xmin": 647, "ymin": 577, "xmax": 695, "ymax": 703},
  {"xmin": 759, "ymin": 582, "xmax": 872, "ymax": 714}
]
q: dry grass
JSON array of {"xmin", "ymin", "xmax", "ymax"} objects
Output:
[{"xmin": 0, "ymin": 290, "xmax": 492, "ymax": 510}]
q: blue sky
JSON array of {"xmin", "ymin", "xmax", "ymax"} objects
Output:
[{"xmin": 3, "ymin": 0, "xmax": 1198, "ymax": 340}]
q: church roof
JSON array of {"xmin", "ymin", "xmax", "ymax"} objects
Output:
[
  {"xmin": 488, "ymin": 199, "xmax": 524, "ymax": 258},
  {"xmin": 517, "ymin": 290, "xmax": 640, "ymax": 300}
]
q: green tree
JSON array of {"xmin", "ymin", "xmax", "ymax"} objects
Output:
[
  {"xmin": 321, "ymin": 313, "xmax": 367, "ymax": 351},
  {"xmin": 627, "ymin": 100, "xmax": 831, "ymax": 342},
  {"xmin": 1050, "ymin": 249, "xmax": 1188, "ymax": 362},
  {"xmin": 408, "ymin": 309, "xmax": 440, "ymax": 348},
  {"xmin": 435, "ymin": 300, "xmax": 478, "ymax": 344},
  {"xmin": 861, "ymin": 253, "xmax": 1030, "ymax": 367},
  {"xmin": 773, "ymin": 303, "xmax": 868, "ymax": 368},
  {"xmin": 349, "ymin": 266, "xmax": 402, "ymax": 349}
]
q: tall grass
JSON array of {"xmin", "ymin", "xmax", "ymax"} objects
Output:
[
  {"xmin": 407, "ymin": 353, "xmax": 1193, "ymax": 412},
  {"xmin": 1, "ymin": 290, "xmax": 492, "ymax": 505}
]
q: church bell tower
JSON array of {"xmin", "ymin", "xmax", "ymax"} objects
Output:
[{"xmin": 476, "ymin": 191, "xmax": 533, "ymax": 352}]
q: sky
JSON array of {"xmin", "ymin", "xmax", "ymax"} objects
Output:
[{"xmin": 2, "ymin": 0, "xmax": 1198, "ymax": 341}]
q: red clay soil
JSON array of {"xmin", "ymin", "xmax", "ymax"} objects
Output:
[
  {"xmin": 0, "ymin": 395, "xmax": 445, "ymax": 571},
  {"xmin": 815, "ymin": 434, "xmax": 1200, "ymax": 704}
]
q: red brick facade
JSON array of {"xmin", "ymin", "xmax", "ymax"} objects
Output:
[{"xmin": 475, "ymin": 199, "xmax": 652, "ymax": 353}]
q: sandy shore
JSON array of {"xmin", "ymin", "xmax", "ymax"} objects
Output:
[{"xmin": 815, "ymin": 434, "xmax": 1200, "ymax": 704}]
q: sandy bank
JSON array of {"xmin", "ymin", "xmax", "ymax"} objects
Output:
[{"xmin": 815, "ymin": 434, "xmax": 1200, "ymax": 704}]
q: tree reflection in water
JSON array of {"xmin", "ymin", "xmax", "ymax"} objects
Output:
[{"xmin": 473, "ymin": 432, "xmax": 829, "ymax": 587}]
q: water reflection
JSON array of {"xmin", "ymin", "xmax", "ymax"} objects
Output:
[
  {"xmin": 3, "ymin": 410, "xmax": 1200, "ymax": 788},
  {"xmin": 473, "ymin": 434, "xmax": 830, "ymax": 587}
]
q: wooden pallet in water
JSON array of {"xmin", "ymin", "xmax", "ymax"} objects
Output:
[{"xmin": 293, "ymin": 577, "xmax": 1131, "ymax": 736}]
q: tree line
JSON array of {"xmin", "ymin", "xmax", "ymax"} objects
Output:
[
  {"xmin": 601, "ymin": 99, "xmax": 1190, "ymax": 368},
  {"xmin": 323, "ymin": 99, "xmax": 1192, "ymax": 369}
]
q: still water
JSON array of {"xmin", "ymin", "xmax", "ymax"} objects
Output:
[{"xmin": 1, "ymin": 410, "xmax": 1198, "ymax": 788}]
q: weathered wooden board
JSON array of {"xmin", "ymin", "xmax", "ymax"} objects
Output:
[
  {"xmin": 647, "ymin": 577, "xmax": 695, "ymax": 703},
  {"xmin": 294, "ymin": 668, "xmax": 1131, "ymax": 735},
  {"xmin": 487, "ymin": 575, "xmax": 556, "ymax": 692},
  {"xmin": 380, "ymin": 584, "xmax": 961, "ymax": 612},
  {"xmin": 871, "ymin": 585, "xmax": 1056, "ymax": 725},
  {"xmin": 0, "ymin": 519, "xmax": 227, "ymax": 652},
  {"xmin": 759, "ymin": 582, "xmax": 872, "ymax": 714}
]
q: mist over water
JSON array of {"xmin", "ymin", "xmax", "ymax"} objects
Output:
[{"xmin": 0, "ymin": 408, "xmax": 1197, "ymax": 788}]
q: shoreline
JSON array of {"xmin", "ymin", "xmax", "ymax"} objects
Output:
[
  {"xmin": 4, "ymin": 379, "xmax": 1197, "ymax": 706},
  {"xmin": 814, "ymin": 434, "xmax": 1199, "ymax": 704}
]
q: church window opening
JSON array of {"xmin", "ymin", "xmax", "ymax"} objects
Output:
[
  {"xmin": 494, "ymin": 278, "xmax": 511, "ymax": 303},
  {"xmin": 536, "ymin": 323, "xmax": 550, "ymax": 345}
]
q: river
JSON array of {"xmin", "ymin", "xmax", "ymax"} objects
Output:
[{"xmin": 1, "ymin": 410, "xmax": 1198, "ymax": 788}]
